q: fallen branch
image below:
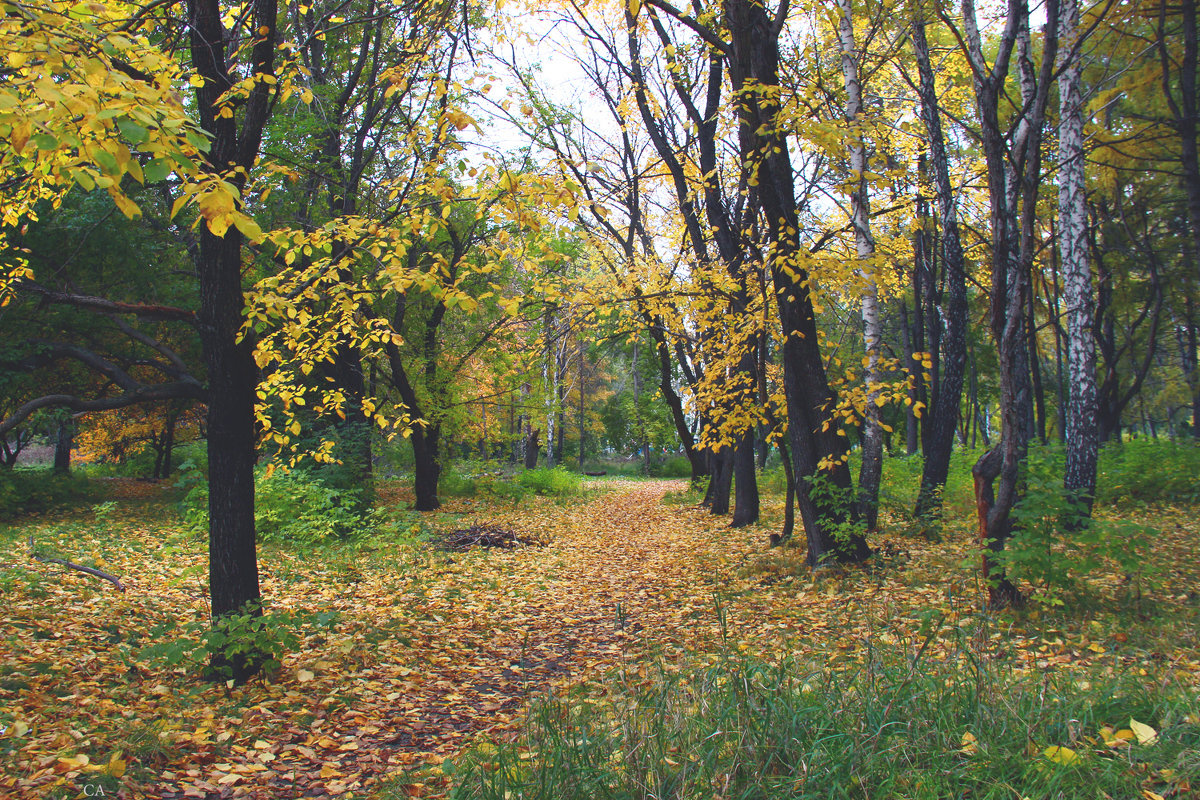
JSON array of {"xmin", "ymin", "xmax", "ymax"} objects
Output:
[{"xmin": 27, "ymin": 536, "xmax": 125, "ymax": 591}]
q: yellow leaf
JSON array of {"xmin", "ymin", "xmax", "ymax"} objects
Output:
[
  {"xmin": 1142, "ymin": 791, "xmax": 1165, "ymax": 800},
  {"xmin": 232, "ymin": 212, "xmax": 264, "ymax": 242},
  {"xmin": 58, "ymin": 753, "xmax": 90, "ymax": 770},
  {"xmin": 1042, "ymin": 745, "xmax": 1080, "ymax": 766},
  {"xmin": 11, "ymin": 120, "xmax": 30, "ymax": 154},
  {"xmin": 105, "ymin": 753, "xmax": 127, "ymax": 778},
  {"xmin": 1130, "ymin": 718, "xmax": 1158, "ymax": 746},
  {"xmin": 296, "ymin": 668, "xmax": 315, "ymax": 682},
  {"xmin": 111, "ymin": 192, "xmax": 141, "ymax": 219},
  {"xmin": 960, "ymin": 731, "xmax": 978, "ymax": 755}
]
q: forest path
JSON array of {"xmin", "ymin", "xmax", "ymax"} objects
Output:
[
  {"xmin": 239, "ymin": 478, "xmax": 746, "ymax": 799},
  {"xmin": 7, "ymin": 477, "xmax": 790, "ymax": 800}
]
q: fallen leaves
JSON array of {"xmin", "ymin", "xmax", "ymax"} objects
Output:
[{"xmin": 1, "ymin": 479, "xmax": 1198, "ymax": 798}]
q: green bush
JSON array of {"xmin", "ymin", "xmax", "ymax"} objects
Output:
[
  {"xmin": 179, "ymin": 464, "xmax": 364, "ymax": 544},
  {"xmin": 450, "ymin": 645, "xmax": 1200, "ymax": 800},
  {"xmin": 649, "ymin": 456, "xmax": 692, "ymax": 478},
  {"xmin": 1096, "ymin": 439, "xmax": 1200, "ymax": 505},
  {"xmin": 518, "ymin": 466, "xmax": 582, "ymax": 496},
  {"xmin": 0, "ymin": 468, "xmax": 95, "ymax": 520},
  {"xmin": 141, "ymin": 606, "xmax": 340, "ymax": 680},
  {"xmin": 996, "ymin": 446, "xmax": 1160, "ymax": 606},
  {"xmin": 440, "ymin": 468, "xmax": 480, "ymax": 498}
]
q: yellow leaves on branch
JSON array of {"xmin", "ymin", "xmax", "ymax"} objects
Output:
[{"xmin": 0, "ymin": 0, "xmax": 207, "ymax": 228}]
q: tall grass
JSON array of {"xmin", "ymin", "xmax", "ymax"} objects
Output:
[{"xmin": 450, "ymin": 631, "xmax": 1199, "ymax": 800}]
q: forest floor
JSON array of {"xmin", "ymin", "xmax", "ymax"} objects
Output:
[{"xmin": 2, "ymin": 477, "xmax": 1199, "ymax": 798}]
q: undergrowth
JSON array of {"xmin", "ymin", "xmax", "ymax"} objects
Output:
[{"xmin": 450, "ymin": 636, "xmax": 1200, "ymax": 800}]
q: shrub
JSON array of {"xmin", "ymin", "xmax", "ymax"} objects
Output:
[
  {"xmin": 517, "ymin": 466, "xmax": 582, "ymax": 496},
  {"xmin": 0, "ymin": 468, "xmax": 95, "ymax": 520},
  {"xmin": 141, "ymin": 606, "xmax": 340, "ymax": 680},
  {"xmin": 649, "ymin": 456, "xmax": 692, "ymax": 478},
  {"xmin": 996, "ymin": 446, "xmax": 1160, "ymax": 606},
  {"xmin": 179, "ymin": 465, "xmax": 364, "ymax": 544},
  {"xmin": 1096, "ymin": 439, "xmax": 1200, "ymax": 505}
]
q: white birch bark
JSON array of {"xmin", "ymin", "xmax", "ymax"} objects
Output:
[
  {"xmin": 835, "ymin": 0, "xmax": 882, "ymax": 528},
  {"xmin": 1058, "ymin": 0, "xmax": 1098, "ymax": 508}
]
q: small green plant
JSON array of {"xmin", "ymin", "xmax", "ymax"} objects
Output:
[
  {"xmin": 807, "ymin": 472, "xmax": 867, "ymax": 557},
  {"xmin": 141, "ymin": 607, "xmax": 340, "ymax": 680}
]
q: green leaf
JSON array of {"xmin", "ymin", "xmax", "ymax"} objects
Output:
[
  {"xmin": 143, "ymin": 158, "xmax": 173, "ymax": 184},
  {"xmin": 117, "ymin": 119, "xmax": 149, "ymax": 144}
]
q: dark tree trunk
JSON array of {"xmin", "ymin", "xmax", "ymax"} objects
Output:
[
  {"xmin": 412, "ymin": 424, "xmax": 442, "ymax": 511},
  {"xmin": 187, "ymin": 0, "xmax": 276, "ymax": 683},
  {"xmin": 724, "ymin": 0, "xmax": 868, "ymax": 564},
  {"xmin": 912, "ymin": 11, "xmax": 970, "ymax": 523},
  {"xmin": 730, "ymin": 430, "xmax": 759, "ymax": 527},
  {"xmin": 706, "ymin": 445, "xmax": 733, "ymax": 515},
  {"xmin": 1028, "ymin": 286, "xmax": 1048, "ymax": 445},
  {"xmin": 956, "ymin": 0, "xmax": 1059, "ymax": 608},
  {"xmin": 524, "ymin": 428, "xmax": 540, "ymax": 470},
  {"xmin": 52, "ymin": 419, "xmax": 73, "ymax": 475},
  {"xmin": 771, "ymin": 439, "xmax": 797, "ymax": 546}
]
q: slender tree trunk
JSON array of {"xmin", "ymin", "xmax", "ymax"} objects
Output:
[
  {"xmin": 1058, "ymin": 0, "xmax": 1098, "ymax": 514},
  {"xmin": 912, "ymin": 11, "xmax": 970, "ymax": 522},
  {"xmin": 836, "ymin": 0, "xmax": 883, "ymax": 531},
  {"xmin": 957, "ymin": 0, "xmax": 1059, "ymax": 608},
  {"xmin": 1028, "ymin": 285, "xmax": 1048, "ymax": 444},
  {"xmin": 579, "ymin": 343, "xmax": 587, "ymax": 467}
]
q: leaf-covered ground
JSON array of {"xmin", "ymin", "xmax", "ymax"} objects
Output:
[{"xmin": 2, "ymin": 478, "xmax": 1199, "ymax": 798}]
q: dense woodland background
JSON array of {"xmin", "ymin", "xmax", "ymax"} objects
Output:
[{"xmin": 3, "ymin": 0, "xmax": 1200, "ymax": 797}]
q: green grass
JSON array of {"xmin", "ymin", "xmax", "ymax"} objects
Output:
[{"xmin": 449, "ymin": 637, "xmax": 1200, "ymax": 800}]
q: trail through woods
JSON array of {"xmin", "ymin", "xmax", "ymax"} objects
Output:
[{"xmin": 3, "ymin": 479, "xmax": 1199, "ymax": 798}]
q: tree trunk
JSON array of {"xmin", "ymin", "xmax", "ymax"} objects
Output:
[
  {"xmin": 730, "ymin": 429, "xmax": 759, "ymax": 527},
  {"xmin": 1058, "ymin": 0, "xmax": 1098, "ymax": 514},
  {"xmin": 411, "ymin": 424, "xmax": 442, "ymax": 511},
  {"xmin": 835, "ymin": 0, "xmax": 883, "ymax": 531},
  {"xmin": 524, "ymin": 428, "xmax": 540, "ymax": 470},
  {"xmin": 724, "ymin": 0, "xmax": 868, "ymax": 565},
  {"xmin": 912, "ymin": 10, "xmax": 970, "ymax": 523},
  {"xmin": 187, "ymin": 0, "xmax": 275, "ymax": 683},
  {"xmin": 957, "ymin": 0, "xmax": 1059, "ymax": 607},
  {"xmin": 53, "ymin": 419, "xmax": 73, "ymax": 476},
  {"xmin": 706, "ymin": 445, "xmax": 733, "ymax": 515}
]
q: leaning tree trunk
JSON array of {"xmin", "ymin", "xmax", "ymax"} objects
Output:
[
  {"xmin": 724, "ymin": 0, "xmax": 868, "ymax": 565},
  {"xmin": 959, "ymin": 0, "xmax": 1059, "ymax": 607},
  {"xmin": 912, "ymin": 10, "xmax": 969, "ymax": 523}
]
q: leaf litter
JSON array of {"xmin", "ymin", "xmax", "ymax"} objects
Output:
[{"xmin": 0, "ymin": 478, "xmax": 1198, "ymax": 798}]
